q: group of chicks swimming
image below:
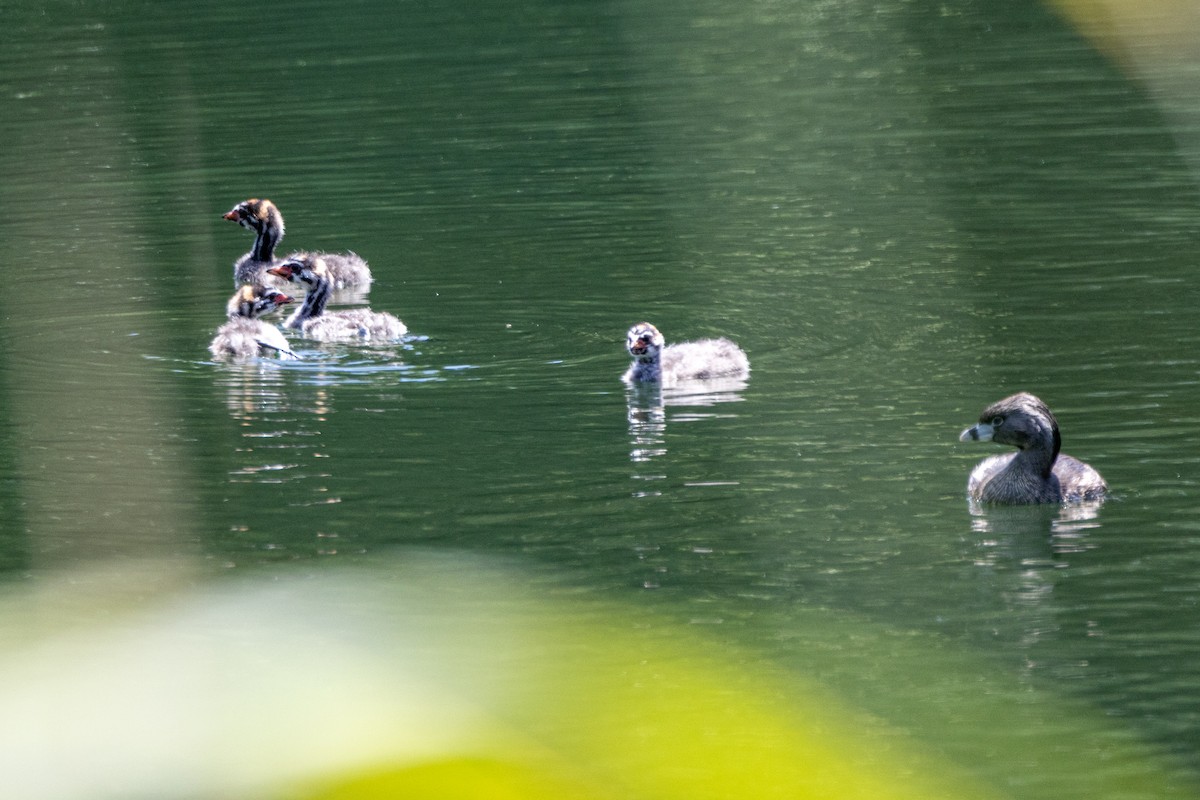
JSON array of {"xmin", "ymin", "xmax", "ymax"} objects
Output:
[
  {"xmin": 208, "ymin": 198, "xmax": 406, "ymax": 362},
  {"xmin": 207, "ymin": 198, "xmax": 1106, "ymax": 508}
]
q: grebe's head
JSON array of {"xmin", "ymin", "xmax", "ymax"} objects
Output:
[
  {"xmin": 227, "ymin": 284, "xmax": 293, "ymax": 319},
  {"xmin": 626, "ymin": 322, "xmax": 665, "ymax": 361},
  {"xmin": 267, "ymin": 255, "xmax": 328, "ymax": 287},
  {"xmin": 222, "ymin": 198, "xmax": 283, "ymax": 236},
  {"xmin": 960, "ymin": 392, "xmax": 1061, "ymax": 458}
]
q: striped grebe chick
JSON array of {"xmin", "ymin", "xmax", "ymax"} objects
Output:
[
  {"xmin": 209, "ymin": 285, "xmax": 298, "ymax": 361},
  {"xmin": 267, "ymin": 255, "xmax": 405, "ymax": 342},
  {"xmin": 622, "ymin": 322, "xmax": 749, "ymax": 387},
  {"xmin": 222, "ymin": 197, "xmax": 373, "ymax": 288}
]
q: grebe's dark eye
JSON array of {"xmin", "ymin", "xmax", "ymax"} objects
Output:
[{"xmin": 991, "ymin": 416, "xmax": 1004, "ymax": 427}]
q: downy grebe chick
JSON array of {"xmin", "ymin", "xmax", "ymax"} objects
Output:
[
  {"xmin": 959, "ymin": 392, "xmax": 1107, "ymax": 505},
  {"xmin": 209, "ymin": 284, "xmax": 299, "ymax": 361},
  {"xmin": 622, "ymin": 322, "xmax": 750, "ymax": 386},
  {"xmin": 222, "ymin": 197, "xmax": 373, "ymax": 288},
  {"xmin": 267, "ymin": 256, "xmax": 406, "ymax": 342}
]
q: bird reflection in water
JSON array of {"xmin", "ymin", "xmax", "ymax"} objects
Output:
[
  {"xmin": 625, "ymin": 377, "xmax": 750, "ymax": 496},
  {"xmin": 216, "ymin": 362, "xmax": 334, "ymax": 420},
  {"xmin": 961, "ymin": 500, "xmax": 1107, "ymax": 684},
  {"xmin": 214, "ymin": 362, "xmax": 335, "ymax": 495},
  {"xmin": 967, "ymin": 497, "xmax": 1104, "ymax": 549}
]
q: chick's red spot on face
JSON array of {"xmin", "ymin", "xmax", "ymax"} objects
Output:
[{"xmin": 222, "ymin": 210, "xmax": 238, "ymax": 221}]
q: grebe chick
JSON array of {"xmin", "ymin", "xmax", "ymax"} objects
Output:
[
  {"xmin": 267, "ymin": 256, "xmax": 405, "ymax": 342},
  {"xmin": 959, "ymin": 392, "xmax": 1107, "ymax": 505},
  {"xmin": 222, "ymin": 197, "xmax": 373, "ymax": 288},
  {"xmin": 209, "ymin": 285, "xmax": 299, "ymax": 361},
  {"xmin": 222, "ymin": 198, "xmax": 285, "ymax": 285},
  {"xmin": 622, "ymin": 322, "xmax": 750, "ymax": 386}
]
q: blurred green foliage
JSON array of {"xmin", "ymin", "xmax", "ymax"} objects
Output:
[{"xmin": 0, "ymin": 555, "xmax": 1194, "ymax": 799}]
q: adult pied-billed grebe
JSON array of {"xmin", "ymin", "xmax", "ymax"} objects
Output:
[
  {"xmin": 267, "ymin": 255, "xmax": 406, "ymax": 342},
  {"xmin": 959, "ymin": 392, "xmax": 1107, "ymax": 504},
  {"xmin": 622, "ymin": 322, "xmax": 750, "ymax": 387},
  {"xmin": 222, "ymin": 198, "xmax": 373, "ymax": 288},
  {"xmin": 209, "ymin": 285, "xmax": 299, "ymax": 361}
]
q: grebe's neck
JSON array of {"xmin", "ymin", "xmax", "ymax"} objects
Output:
[
  {"xmin": 284, "ymin": 270, "xmax": 332, "ymax": 329},
  {"xmin": 631, "ymin": 353, "xmax": 661, "ymax": 381},
  {"xmin": 251, "ymin": 222, "xmax": 282, "ymax": 262},
  {"xmin": 1013, "ymin": 433, "xmax": 1059, "ymax": 480}
]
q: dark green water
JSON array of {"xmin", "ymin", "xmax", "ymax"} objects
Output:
[{"xmin": 4, "ymin": 0, "xmax": 1200, "ymax": 795}]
